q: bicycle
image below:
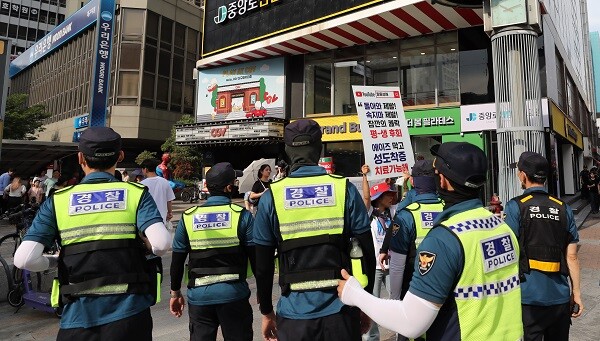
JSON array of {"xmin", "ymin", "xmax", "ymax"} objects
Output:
[{"xmin": 180, "ymin": 178, "xmax": 208, "ymax": 202}]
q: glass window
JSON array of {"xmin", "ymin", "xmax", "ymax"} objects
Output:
[
  {"xmin": 142, "ymin": 72, "xmax": 155, "ymax": 100},
  {"xmin": 459, "ymin": 27, "xmax": 494, "ymax": 105},
  {"xmin": 172, "ymin": 55, "xmax": 184, "ymax": 80},
  {"xmin": 333, "ymin": 59, "xmax": 364, "ymax": 115},
  {"xmin": 305, "ymin": 54, "xmax": 332, "ymax": 117},
  {"xmin": 157, "ymin": 76, "xmax": 169, "ymax": 102},
  {"xmin": 158, "ymin": 50, "xmax": 171, "ymax": 77},
  {"xmin": 144, "ymin": 44, "xmax": 157, "ymax": 73},
  {"xmin": 366, "ymin": 42, "xmax": 399, "ymax": 86},
  {"xmin": 175, "ymin": 24, "xmax": 186, "ymax": 49},
  {"xmin": 122, "ymin": 9, "xmax": 144, "ymax": 41},
  {"xmin": 436, "ymin": 35, "xmax": 459, "ymax": 104},
  {"xmin": 161, "ymin": 18, "xmax": 173, "ymax": 48},
  {"xmin": 184, "ymin": 83, "xmax": 194, "ymax": 110},
  {"xmin": 146, "ymin": 11, "xmax": 159, "ymax": 39},
  {"xmin": 556, "ymin": 52, "xmax": 566, "ymax": 110},
  {"xmin": 401, "ymin": 44, "xmax": 435, "ymax": 106},
  {"xmin": 171, "ymin": 80, "xmax": 182, "ymax": 112},
  {"xmin": 117, "ymin": 71, "xmax": 139, "ymax": 98},
  {"xmin": 120, "ymin": 43, "xmax": 141, "ymax": 69},
  {"xmin": 186, "ymin": 28, "xmax": 198, "ymax": 55}
]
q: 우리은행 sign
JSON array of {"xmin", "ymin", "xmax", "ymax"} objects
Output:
[{"xmin": 353, "ymin": 86, "xmax": 414, "ymax": 180}]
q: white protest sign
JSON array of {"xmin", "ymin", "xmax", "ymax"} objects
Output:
[{"xmin": 353, "ymin": 86, "xmax": 414, "ymax": 180}]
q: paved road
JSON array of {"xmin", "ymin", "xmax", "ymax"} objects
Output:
[{"xmin": 0, "ymin": 199, "xmax": 597, "ymax": 340}]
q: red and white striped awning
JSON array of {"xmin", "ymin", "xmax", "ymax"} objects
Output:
[{"xmin": 198, "ymin": 0, "xmax": 483, "ymax": 68}]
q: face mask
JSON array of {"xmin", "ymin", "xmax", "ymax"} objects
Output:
[{"xmin": 435, "ymin": 173, "xmax": 479, "ymax": 209}]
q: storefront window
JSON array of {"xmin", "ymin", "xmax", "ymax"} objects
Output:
[
  {"xmin": 458, "ymin": 28, "xmax": 494, "ymax": 105},
  {"xmin": 366, "ymin": 41, "xmax": 399, "ymax": 86},
  {"xmin": 401, "ymin": 47, "xmax": 435, "ymax": 106},
  {"xmin": 436, "ymin": 32, "xmax": 459, "ymax": 105},
  {"xmin": 333, "ymin": 59, "xmax": 364, "ymax": 115},
  {"xmin": 324, "ymin": 141, "xmax": 364, "ymax": 177},
  {"xmin": 305, "ymin": 60, "xmax": 332, "ymax": 116},
  {"xmin": 411, "ymin": 136, "xmax": 442, "ymax": 159}
]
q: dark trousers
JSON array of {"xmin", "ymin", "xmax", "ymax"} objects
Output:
[
  {"xmin": 276, "ymin": 306, "xmax": 361, "ymax": 341},
  {"xmin": 188, "ymin": 298, "xmax": 253, "ymax": 341},
  {"xmin": 56, "ymin": 308, "xmax": 152, "ymax": 341},
  {"xmin": 589, "ymin": 192, "xmax": 599, "ymax": 213},
  {"xmin": 522, "ymin": 303, "xmax": 571, "ymax": 341}
]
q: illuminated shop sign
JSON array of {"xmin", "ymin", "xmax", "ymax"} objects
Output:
[
  {"xmin": 214, "ymin": 0, "xmax": 280, "ymax": 25},
  {"xmin": 196, "ymin": 57, "xmax": 285, "ymax": 123},
  {"xmin": 175, "ymin": 120, "xmax": 284, "ymax": 144},
  {"xmin": 203, "ymin": 0, "xmax": 382, "ymax": 56}
]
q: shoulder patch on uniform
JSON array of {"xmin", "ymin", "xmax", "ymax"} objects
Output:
[
  {"xmin": 418, "ymin": 251, "xmax": 436, "ymax": 276},
  {"xmin": 548, "ymin": 196, "xmax": 563, "ymax": 205},
  {"xmin": 392, "ymin": 223, "xmax": 400, "ymax": 236},
  {"xmin": 127, "ymin": 181, "xmax": 146, "ymax": 189},
  {"xmin": 519, "ymin": 195, "xmax": 533, "ymax": 203}
]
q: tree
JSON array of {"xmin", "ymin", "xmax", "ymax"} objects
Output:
[
  {"xmin": 161, "ymin": 115, "xmax": 202, "ymax": 179},
  {"xmin": 135, "ymin": 150, "xmax": 158, "ymax": 166},
  {"xmin": 3, "ymin": 94, "xmax": 52, "ymax": 140}
]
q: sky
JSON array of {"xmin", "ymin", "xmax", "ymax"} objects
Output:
[{"xmin": 588, "ymin": 1, "xmax": 600, "ymax": 32}]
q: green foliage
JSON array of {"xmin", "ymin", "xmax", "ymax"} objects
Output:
[
  {"xmin": 135, "ymin": 150, "xmax": 158, "ymax": 166},
  {"xmin": 162, "ymin": 115, "xmax": 202, "ymax": 179},
  {"xmin": 3, "ymin": 94, "xmax": 52, "ymax": 140}
]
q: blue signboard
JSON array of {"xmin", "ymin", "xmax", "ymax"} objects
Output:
[
  {"xmin": 69, "ymin": 189, "xmax": 127, "ymax": 215},
  {"xmin": 74, "ymin": 114, "xmax": 90, "ymax": 129},
  {"xmin": 73, "ymin": 130, "xmax": 84, "ymax": 142},
  {"xmin": 89, "ymin": 0, "xmax": 115, "ymax": 127},
  {"xmin": 9, "ymin": 0, "xmax": 100, "ymax": 78}
]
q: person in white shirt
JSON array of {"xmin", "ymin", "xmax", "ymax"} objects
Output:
[
  {"xmin": 360, "ymin": 164, "xmax": 396, "ymax": 341},
  {"xmin": 140, "ymin": 158, "xmax": 176, "ymax": 226},
  {"xmin": 44, "ymin": 170, "xmax": 61, "ymax": 197}
]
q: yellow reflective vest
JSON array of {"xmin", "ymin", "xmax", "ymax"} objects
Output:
[
  {"xmin": 51, "ymin": 181, "xmax": 159, "ymax": 307},
  {"xmin": 271, "ymin": 174, "xmax": 358, "ymax": 292},
  {"xmin": 433, "ymin": 207, "xmax": 523, "ymax": 340},
  {"xmin": 182, "ymin": 203, "xmax": 248, "ymax": 287}
]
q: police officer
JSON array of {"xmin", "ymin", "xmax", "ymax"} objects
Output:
[
  {"xmin": 254, "ymin": 119, "xmax": 376, "ymax": 341},
  {"xmin": 504, "ymin": 151, "xmax": 583, "ymax": 340},
  {"xmin": 169, "ymin": 162, "xmax": 256, "ymax": 341},
  {"xmin": 338, "ymin": 142, "xmax": 524, "ymax": 340},
  {"xmin": 14, "ymin": 127, "xmax": 171, "ymax": 340}
]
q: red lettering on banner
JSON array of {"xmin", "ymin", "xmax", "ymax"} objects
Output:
[{"xmin": 211, "ymin": 127, "xmax": 228, "ymax": 137}]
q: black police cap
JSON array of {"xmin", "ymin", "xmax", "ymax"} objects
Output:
[
  {"xmin": 78, "ymin": 127, "xmax": 122, "ymax": 157},
  {"xmin": 431, "ymin": 142, "xmax": 487, "ymax": 188}
]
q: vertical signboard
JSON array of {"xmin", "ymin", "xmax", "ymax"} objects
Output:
[
  {"xmin": 353, "ymin": 86, "xmax": 414, "ymax": 180},
  {"xmin": 0, "ymin": 38, "xmax": 11, "ymax": 161},
  {"xmin": 89, "ymin": 0, "xmax": 115, "ymax": 127}
]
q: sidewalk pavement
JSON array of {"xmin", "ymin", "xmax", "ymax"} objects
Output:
[{"xmin": 0, "ymin": 199, "xmax": 598, "ymax": 340}]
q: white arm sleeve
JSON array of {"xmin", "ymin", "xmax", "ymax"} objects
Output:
[
  {"xmin": 341, "ymin": 275, "xmax": 440, "ymax": 338},
  {"xmin": 145, "ymin": 222, "xmax": 172, "ymax": 256},
  {"xmin": 14, "ymin": 241, "xmax": 57, "ymax": 272}
]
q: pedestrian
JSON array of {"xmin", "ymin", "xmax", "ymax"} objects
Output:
[
  {"xmin": 27, "ymin": 178, "xmax": 44, "ymax": 204},
  {"xmin": 338, "ymin": 142, "xmax": 523, "ymax": 340},
  {"xmin": 0, "ymin": 168, "xmax": 14, "ymax": 214},
  {"xmin": 274, "ymin": 160, "xmax": 289, "ymax": 181},
  {"xmin": 4, "ymin": 175, "xmax": 27, "ymax": 211},
  {"xmin": 135, "ymin": 174, "xmax": 144, "ymax": 183},
  {"xmin": 249, "ymin": 164, "xmax": 272, "ymax": 206},
  {"xmin": 122, "ymin": 170, "xmax": 130, "ymax": 182},
  {"xmin": 43, "ymin": 169, "xmax": 61, "ymax": 198},
  {"xmin": 586, "ymin": 171, "xmax": 599, "ymax": 213},
  {"xmin": 504, "ymin": 151, "xmax": 583, "ymax": 340},
  {"xmin": 169, "ymin": 162, "xmax": 256, "ymax": 341},
  {"xmin": 579, "ymin": 165, "xmax": 589, "ymax": 200},
  {"xmin": 13, "ymin": 126, "xmax": 171, "ymax": 340},
  {"xmin": 360, "ymin": 164, "xmax": 396, "ymax": 341},
  {"xmin": 254, "ymin": 119, "xmax": 375, "ymax": 341},
  {"xmin": 140, "ymin": 158, "xmax": 176, "ymax": 226}
]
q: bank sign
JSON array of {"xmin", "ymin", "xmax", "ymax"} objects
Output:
[
  {"xmin": 10, "ymin": 0, "xmax": 115, "ymax": 127},
  {"xmin": 196, "ymin": 57, "xmax": 285, "ymax": 123}
]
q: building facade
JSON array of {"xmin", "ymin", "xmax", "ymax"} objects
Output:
[
  {"xmin": 175, "ymin": 0, "xmax": 597, "ymax": 198},
  {"xmin": 9, "ymin": 0, "xmax": 202, "ymax": 162},
  {"xmin": 0, "ymin": 0, "xmax": 66, "ymax": 57}
]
